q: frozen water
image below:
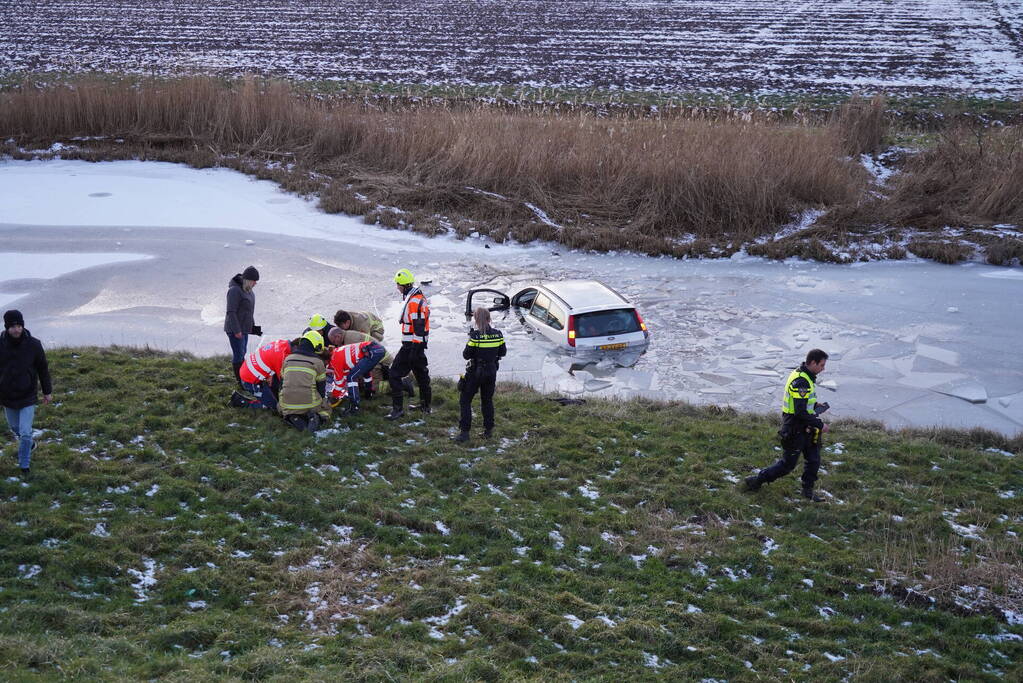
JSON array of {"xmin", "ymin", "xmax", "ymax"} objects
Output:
[{"xmin": 2, "ymin": 160, "xmax": 1021, "ymax": 435}]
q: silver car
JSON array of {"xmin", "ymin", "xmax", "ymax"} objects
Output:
[{"xmin": 466, "ymin": 279, "xmax": 650, "ymax": 361}]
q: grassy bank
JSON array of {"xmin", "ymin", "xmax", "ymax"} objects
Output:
[
  {"xmin": 0, "ymin": 75, "xmax": 1020, "ymax": 264},
  {"xmin": 1, "ymin": 349, "xmax": 1021, "ymax": 680}
]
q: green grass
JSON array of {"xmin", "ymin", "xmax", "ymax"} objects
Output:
[{"xmin": 1, "ymin": 349, "xmax": 1021, "ymax": 680}]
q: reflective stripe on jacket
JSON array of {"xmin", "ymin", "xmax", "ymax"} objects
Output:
[
  {"xmin": 398, "ymin": 288, "xmax": 430, "ymax": 343},
  {"xmin": 780, "ymin": 365, "xmax": 824, "ymax": 431},
  {"xmin": 279, "ymin": 353, "xmax": 327, "ymax": 413},
  {"xmin": 240, "ymin": 339, "xmax": 291, "ymax": 383}
]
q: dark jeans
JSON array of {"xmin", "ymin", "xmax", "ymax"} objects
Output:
[
  {"xmin": 758, "ymin": 428, "xmax": 821, "ymax": 489},
  {"xmin": 389, "ymin": 342, "xmax": 430, "ymax": 409},
  {"xmin": 345, "ymin": 342, "xmax": 385, "ymax": 406},
  {"xmin": 241, "ymin": 379, "xmax": 278, "ymax": 410},
  {"xmin": 227, "ymin": 333, "xmax": 248, "ymax": 364},
  {"xmin": 459, "ymin": 372, "xmax": 496, "ymax": 432}
]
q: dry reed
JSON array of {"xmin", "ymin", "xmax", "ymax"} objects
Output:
[{"xmin": 0, "ymin": 77, "xmax": 876, "ymax": 254}]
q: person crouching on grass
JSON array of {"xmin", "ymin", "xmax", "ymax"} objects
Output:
[
  {"xmin": 0, "ymin": 310, "xmax": 52, "ymax": 477},
  {"xmin": 454, "ymin": 307, "xmax": 506, "ymax": 443}
]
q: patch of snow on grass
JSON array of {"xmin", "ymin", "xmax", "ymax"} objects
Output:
[
  {"xmin": 127, "ymin": 557, "xmax": 159, "ymax": 603},
  {"xmin": 17, "ymin": 564, "xmax": 42, "ymax": 579},
  {"xmin": 563, "ymin": 614, "xmax": 584, "ymax": 629}
]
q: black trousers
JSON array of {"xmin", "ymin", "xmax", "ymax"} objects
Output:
[
  {"xmin": 459, "ymin": 372, "xmax": 496, "ymax": 432},
  {"xmin": 758, "ymin": 428, "xmax": 821, "ymax": 489},
  {"xmin": 389, "ymin": 342, "xmax": 431, "ymax": 409}
]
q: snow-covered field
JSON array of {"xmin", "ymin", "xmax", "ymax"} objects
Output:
[
  {"xmin": 1, "ymin": 159, "xmax": 1021, "ymax": 435},
  {"xmin": 2, "ymin": 0, "xmax": 1022, "ymax": 96}
]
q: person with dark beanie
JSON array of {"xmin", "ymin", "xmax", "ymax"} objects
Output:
[
  {"xmin": 224, "ymin": 266, "xmax": 262, "ymax": 385},
  {"xmin": 0, "ymin": 310, "xmax": 52, "ymax": 477}
]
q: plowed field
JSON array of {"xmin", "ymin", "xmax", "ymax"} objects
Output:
[{"xmin": 2, "ymin": 0, "xmax": 1022, "ymax": 95}]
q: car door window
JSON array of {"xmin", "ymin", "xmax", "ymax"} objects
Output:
[
  {"xmin": 546, "ymin": 302, "xmax": 566, "ymax": 330},
  {"xmin": 529, "ymin": 293, "xmax": 551, "ymax": 326},
  {"xmin": 512, "ymin": 288, "xmax": 538, "ymax": 310}
]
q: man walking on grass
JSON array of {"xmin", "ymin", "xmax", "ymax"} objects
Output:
[
  {"xmin": 744, "ymin": 348, "xmax": 831, "ymax": 502},
  {"xmin": 0, "ymin": 310, "xmax": 52, "ymax": 477}
]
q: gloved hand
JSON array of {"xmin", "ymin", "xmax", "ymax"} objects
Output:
[
  {"xmin": 816, "ymin": 402, "xmax": 830, "ymax": 414},
  {"xmin": 251, "ymin": 325, "xmax": 263, "ymax": 336}
]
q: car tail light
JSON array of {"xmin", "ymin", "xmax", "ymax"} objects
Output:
[
  {"xmin": 635, "ymin": 310, "xmax": 648, "ymax": 337},
  {"xmin": 567, "ymin": 315, "xmax": 577, "ymax": 347}
]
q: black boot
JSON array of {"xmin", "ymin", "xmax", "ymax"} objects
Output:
[
  {"xmin": 743, "ymin": 475, "xmax": 763, "ymax": 492},
  {"xmin": 801, "ymin": 486, "xmax": 825, "ymax": 502},
  {"xmin": 231, "ymin": 361, "xmax": 243, "ymax": 386},
  {"xmin": 385, "ymin": 398, "xmax": 405, "ymax": 421},
  {"xmin": 453, "ymin": 431, "xmax": 470, "ymax": 443},
  {"xmin": 402, "ymin": 376, "xmax": 415, "ymax": 398}
]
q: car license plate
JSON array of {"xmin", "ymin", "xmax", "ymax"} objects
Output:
[{"xmin": 599, "ymin": 343, "xmax": 627, "ymax": 351}]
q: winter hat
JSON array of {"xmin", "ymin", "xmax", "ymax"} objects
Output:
[
  {"xmin": 4, "ymin": 309, "xmax": 24, "ymax": 329},
  {"xmin": 242, "ymin": 266, "xmax": 260, "ymax": 281}
]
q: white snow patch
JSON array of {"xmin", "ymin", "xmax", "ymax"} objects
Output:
[
  {"xmin": 127, "ymin": 557, "xmax": 159, "ymax": 603},
  {"xmin": 17, "ymin": 564, "xmax": 42, "ymax": 579},
  {"xmin": 435, "ymin": 521, "xmax": 451, "ymax": 536},
  {"xmin": 563, "ymin": 614, "xmax": 585, "ymax": 630}
]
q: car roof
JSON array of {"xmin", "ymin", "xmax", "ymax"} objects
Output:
[{"xmin": 540, "ymin": 280, "xmax": 632, "ymax": 311}]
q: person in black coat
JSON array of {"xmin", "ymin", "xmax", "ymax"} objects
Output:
[
  {"xmin": 224, "ymin": 266, "xmax": 261, "ymax": 385},
  {"xmin": 0, "ymin": 310, "xmax": 52, "ymax": 476},
  {"xmin": 454, "ymin": 307, "xmax": 506, "ymax": 443}
]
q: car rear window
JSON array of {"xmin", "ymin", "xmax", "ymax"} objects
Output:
[{"xmin": 574, "ymin": 308, "xmax": 640, "ymax": 338}]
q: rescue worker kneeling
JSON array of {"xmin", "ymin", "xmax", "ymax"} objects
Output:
[
  {"xmin": 234, "ymin": 337, "xmax": 292, "ymax": 410},
  {"xmin": 328, "ymin": 339, "xmax": 386, "ymax": 415},
  {"xmin": 278, "ymin": 330, "xmax": 331, "ymax": 432},
  {"xmin": 454, "ymin": 307, "xmax": 506, "ymax": 443}
]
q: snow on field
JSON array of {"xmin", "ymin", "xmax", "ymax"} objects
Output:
[
  {"xmin": 1, "ymin": 159, "xmax": 1022, "ymax": 435},
  {"xmin": 1, "ymin": 0, "xmax": 1021, "ymax": 96}
]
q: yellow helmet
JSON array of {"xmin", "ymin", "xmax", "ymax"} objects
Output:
[
  {"xmin": 302, "ymin": 330, "xmax": 324, "ymax": 352},
  {"xmin": 394, "ymin": 268, "xmax": 415, "ymax": 286},
  {"xmin": 307, "ymin": 314, "xmax": 328, "ymax": 330}
]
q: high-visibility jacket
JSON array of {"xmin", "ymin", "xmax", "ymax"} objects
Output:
[
  {"xmin": 780, "ymin": 364, "xmax": 823, "ymax": 432},
  {"xmin": 240, "ymin": 339, "xmax": 292, "ymax": 384},
  {"xmin": 349, "ymin": 311, "xmax": 385, "ymax": 342},
  {"xmin": 278, "ymin": 351, "xmax": 327, "ymax": 415},
  {"xmin": 398, "ymin": 287, "xmax": 430, "ymax": 344},
  {"xmin": 462, "ymin": 328, "xmax": 506, "ymax": 378},
  {"xmin": 328, "ymin": 341, "xmax": 373, "ymax": 399},
  {"xmin": 334, "ymin": 329, "xmax": 392, "ymax": 366}
]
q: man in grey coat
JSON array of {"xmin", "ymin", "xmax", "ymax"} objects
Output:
[{"xmin": 225, "ymin": 266, "xmax": 261, "ymax": 385}]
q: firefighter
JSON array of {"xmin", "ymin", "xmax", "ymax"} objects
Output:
[
  {"xmin": 386, "ymin": 269, "xmax": 431, "ymax": 420},
  {"xmin": 744, "ymin": 349, "xmax": 831, "ymax": 502},
  {"xmin": 327, "ymin": 340, "xmax": 386, "ymax": 415},
  {"xmin": 278, "ymin": 330, "xmax": 330, "ymax": 432},
  {"xmin": 454, "ymin": 307, "xmax": 506, "ymax": 443},
  {"xmin": 234, "ymin": 337, "xmax": 292, "ymax": 410},
  {"xmin": 334, "ymin": 309, "xmax": 385, "ymax": 342},
  {"xmin": 305, "ymin": 314, "xmax": 336, "ymax": 345}
]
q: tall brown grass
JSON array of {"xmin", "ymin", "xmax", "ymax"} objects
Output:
[
  {"xmin": 885, "ymin": 124, "xmax": 1023, "ymax": 229},
  {"xmin": 830, "ymin": 94, "xmax": 888, "ymax": 156},
  {"xmin": 0, "ymin": 77, "xmax": 868, "ymax": 254}
]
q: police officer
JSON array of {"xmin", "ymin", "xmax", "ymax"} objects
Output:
[
  {"xmin": 454, "ymin": 307, "xmax": 506, "ymax": 443},
  {"xmin": 386, "ymin": 269, "xmax": 431, "ymax": 420},
  {"xmin": 744, "ymin": 348, "xmax": 831, "ymax": 502}
]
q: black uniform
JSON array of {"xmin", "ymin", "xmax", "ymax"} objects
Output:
[
  {"xmin": 458, "ymin": 328, "xmax": 506, "ymax": 433},
  {"xmin": 757, "ymin": 363, "xmax": 827, "ymax": 490}
]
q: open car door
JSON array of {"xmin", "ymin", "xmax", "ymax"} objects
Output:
[{"xmin": 465, "ymin": 288, "xmax": 511, "ymax": 319}]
